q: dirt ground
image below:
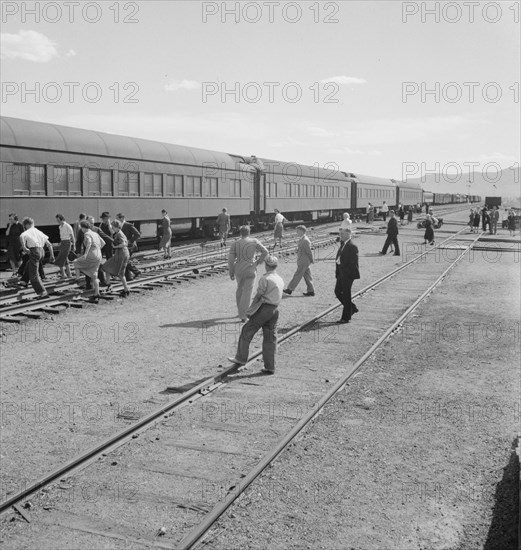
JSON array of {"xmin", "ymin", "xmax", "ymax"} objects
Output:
[
  {"xmin": 1, "ymin": 214, "xmax": 519, "ymax": 549},
  {"xmin": 203, "ymin": 249, "xmax": 520, "ymax": 549}
]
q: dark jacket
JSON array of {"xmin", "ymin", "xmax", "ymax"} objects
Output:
[
  {"xmin": 121, "ymin": 221, "xmax": 141, "ymax": 250},
  {"xmin": 387, "ymin": 217, "xmax": 399, "ymax": 237},
  {"xmin": 335, "ymin": 240, "xmax": 360, "ymax": 281}
]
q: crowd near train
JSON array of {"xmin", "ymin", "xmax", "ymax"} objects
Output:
[{"xmin": 0, "ymin": 116, "xmax": 481, "ymax": 266}]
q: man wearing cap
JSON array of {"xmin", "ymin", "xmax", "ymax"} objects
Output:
[
  {"xmin": 229, "ymin": 254, "xmax": 284, "ymax": 374},
  {"xmin": 335, "ymin": 228, "xmax": 360, "ymax": 323},
  {"xmin": 228, "ymin": 225, "xmax": 269, "ymax": 321},
  {"xmin": 283, "ymin": 225, "xmax": 315, "ymax": 296}
]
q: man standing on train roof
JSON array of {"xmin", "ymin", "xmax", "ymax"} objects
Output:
[
  {"xmin": 19, "ymin": 217, "xmax": 55, "ymax": 299},
  {"xmin": 216, "ymin": 208, "xmax": 231, "ymax": 247},
  {"xmin": 379, "ymin": 210, "xmax": 400, "ymax": 256},
  {"xmin": 228, "ymin": 225, "xmax": 269, "ymax": 322},
  {"xmin": 335, "ymin": 227, "xmax": 360, "ymax": 324},
  {"xmin": 228, "ymin": 254, "xmax": 284, "ymax": 374},
  {"xmin": 380, "ymin": 201, "xmax": 389, "ymax": 222},
  {"xmin": 283, "ymin": 225, "xmax": 315, "ymax": 297}
]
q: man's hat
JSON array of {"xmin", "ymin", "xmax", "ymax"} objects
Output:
[
  {"xmin": 100, "ymin": 211, "xmax": 110, "ymax": 218},
  {"xmin": 265, "ymin": 255, "xmax": 278, "ymax": 267}
]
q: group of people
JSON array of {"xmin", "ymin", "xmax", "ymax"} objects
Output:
[
  {"xmin": 469, "ymin": 205, "xmax": 517, "ymax": 236},
  {"xmin": 226, "ymin": 221, "xmax": 360, "ymax": 374},
  {"xmin": 5, "ymin": 211, "xmax": 145, "ymax": 301},
  {"xmin": 366, "ymin": 202, "xmax": 414, "ymax": 225}
]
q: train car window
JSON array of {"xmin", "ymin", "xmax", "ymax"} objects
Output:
[
  {"xmin": 87, "ymin": 168, "xmax": 101, "ymax": 195},
  {"xmin": 174, "ymin": 175, "xmax": 183, "ymax": 196},
  {"xmin": 101, "ymin": 170, "xmax": 112, "ymax": 196},
  {"xmin": 165, "ymin": 174, "xmax": 174, "ymax": 196},
  {"xmin": 153, "ymin": 174, "xmax": 162, "ymax": 196},
  {"xmin": 29, "ymin": 165, "xmax": 46, "ymax": 194},
  {"xmin": 13, "ymin": 164, "xmax": 30, "ymax": 194},
  {"xmin": 118, "ymin": 172, "xmax": 129, "ymax": 195},
  {"xmin": 185, "ymin": 177, "xmax": 194, "ymax": 196},
  {"xmin": 194, "ymin": 176, "xmax": 202, "ymax": 197},
  {"xmin": 69, "ymin": 168, "xmax": 81, "ymax": 195},
  {"xmin": 128, "ymin": 172, "xmax": 139, "ymax": 195},
  {"xmin": 144, "ymin": 173, "xmax": 153, "ymax": 196},
  {"xmin": 204, "ymin": 177, "xmax": 218, "ymax": 197},
  {"xmin": 53, "ymin": 167, "xmax": 68, "ymax": 194},
  {"xmin": 230, "ymin": 179, "xmax": 240, "ymax": 197}
]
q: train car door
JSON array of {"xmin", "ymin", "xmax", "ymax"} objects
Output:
[{"xmin": 253, "ymin": 169, "xmax": 265, "ymax": 215}]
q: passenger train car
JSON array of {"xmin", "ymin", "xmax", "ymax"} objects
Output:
[{"xmin": 0, "ymin": 116, "xmax": 479, "ymax": 254}]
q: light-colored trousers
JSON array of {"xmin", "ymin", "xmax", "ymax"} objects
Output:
[
  {"xmin": 235, "ymin": 269, "xmax": 256, "ymax": 319},
  {"xmin": 287, "ymin": 262, "xmax": 315, "ymax": 293}
]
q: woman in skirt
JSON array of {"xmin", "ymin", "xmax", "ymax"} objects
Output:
[
  {"xmin": 74, "ymin": 220, "xmax": 104, "ymax": 303},
  {"xmin": 273, "ymin": 209, "xmax": 285, "ymax": 248},
  {"xmin": 55, "ymin": 214, "xmax": 75, "ymax": 278},
  {"xmin": 423, "ymin": 215, "xmax": 435, "ymax": 245},
  {"xmin": 159, "ymin": 209, "xmax": 172, "ymax": 258},
  {"xmin": 102, "ymin": 219, "xmax": 130, "ymax": 297},
  {"xmin": 473, "ymin": 210, "xmax": 480, "ymax": 232}
]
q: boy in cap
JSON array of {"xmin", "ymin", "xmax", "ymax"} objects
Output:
[{"xmin": 229, "ymin": 255, "xmax": 284, "ymax": 374}]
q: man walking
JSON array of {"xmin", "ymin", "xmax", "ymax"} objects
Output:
[
  {"xmin": 283, "ymin": 225, "xmax": 315, "ymax": 296},
  {"xmin": 20, "ymin": 217, "xmax": 55, "ymax": 298},
  {"xmin": 335, "ymin": 228, "xmax": 360, "ymax": 324},
  {"xmin": 228, "ymin": 225, "xmax": 269, "ymax": 321},
  {"xmin": 216, "ymin": 208, "xmax": 231, "ymax": 247},
  {"xmin": 380, "ymin": 201, "xmax": 389, "ymax": 222},
  {"xmin": 229, "ymin": 255, "xmax": 283, "ymax": 374},
  {"xmin": 379, "ymin": 210, "xmax": 400, "ymax": 256}
]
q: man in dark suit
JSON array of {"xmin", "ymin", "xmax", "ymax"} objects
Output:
[
  {"xmin": 379, "ymin": 210, "xmax": 400, "ymax": 256},
  {"xmin": 335, "ymin": 228, "xmax": 360, "ymax": 324}
]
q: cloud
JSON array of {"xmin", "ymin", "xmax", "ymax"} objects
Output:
[
  {"xmin": 477, "ymin": 152, "xmax": 519, "ymax": 164},
  {"xmin": 305, "ymin": 114, "xmax": 481, "ymax": 146},
  {"xmin": 320, "ymin": 76, "xmax": 367, "ymax": 85},
  {"xmin": 164, "ymin": 80, "xmax": 200, "ymax": 92},
  {"xmin": 0, "ymin": 30, "xmax": 59, "ymax": 62},
  {"xmin": 66, "ymin": 49, "xmax": 77, "ymax": 57}
]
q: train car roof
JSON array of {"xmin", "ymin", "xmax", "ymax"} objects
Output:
[
  {"xmin": 350, "ymin": 174, "xmax": 398, "ymax": 187},
  {"xmin": 0, "ymin": 116, "xmax": 239, "ymax": 168},
  {"xmin": 398, "ymin": 179, "xmax": 423, "ymax": 190},
  {"xmin": 252, "ymin": 157, "xmax": 352, "ymax": 181}
]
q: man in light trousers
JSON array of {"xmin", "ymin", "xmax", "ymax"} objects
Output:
[
  {"xmin": 228, "ymin": 225, "xmax": 268, "ymax": 321},
  {"xmin": 283, "ymin": 225, "xmax": 315, "ymax": 296}
]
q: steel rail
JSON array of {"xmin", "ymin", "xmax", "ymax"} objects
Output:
[
  {"xmin": 177, "ymin": 230, "xmax": 485, "ymax": 550},
  {"xmin": 0, "ymin": 228, "xmax": 468, "ymax": 515}
]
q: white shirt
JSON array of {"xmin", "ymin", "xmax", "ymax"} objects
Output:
[
  {"xmin": 21, "ymin": 226, "xmax": 50, "ymax": 248},
  {"xmin": 59, "ymin": 222, "xmax": 75, "ymax": 241},
  {"xmin": 381, "ymin": 204, "xmax": 389, "ymax": 212},
  {"xmin": 274, "ymin": 213, "xmax": 284, "ymax": 224},
  {"xmin": 340, "ymin": 219, "xmax": 352, "ymax": 230},
  {"xmin": 256, "ymin": 271, "xmax": 284, "ymax": 306}
]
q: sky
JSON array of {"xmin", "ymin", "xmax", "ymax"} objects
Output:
[{"xmin": 1, "ymin": 0, "xmax": 520, "ymax": 191}]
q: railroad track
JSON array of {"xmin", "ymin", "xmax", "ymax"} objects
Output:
[
  {"xmin": 1, "ymin": 227, "xmax": 483, "ymax": 549},
  {"xmin": 0, "ymin": 233, "xmax": 337, "ymax": 323}
]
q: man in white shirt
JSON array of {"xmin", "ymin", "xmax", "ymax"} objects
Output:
[
  {"xmin": 229, "ymin": 255, "xmax": 284, "ymax": 374},
  {"xmin": 20, "ymin": 217, "xmax": 55, "ymax": 298},
  {"xmin": 380, "ymin": 201, "xmax": 389, "ymax": 221},
  {"xmin": 55, "ymin": 214, "xmax": 75, "ymax": 278}
]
